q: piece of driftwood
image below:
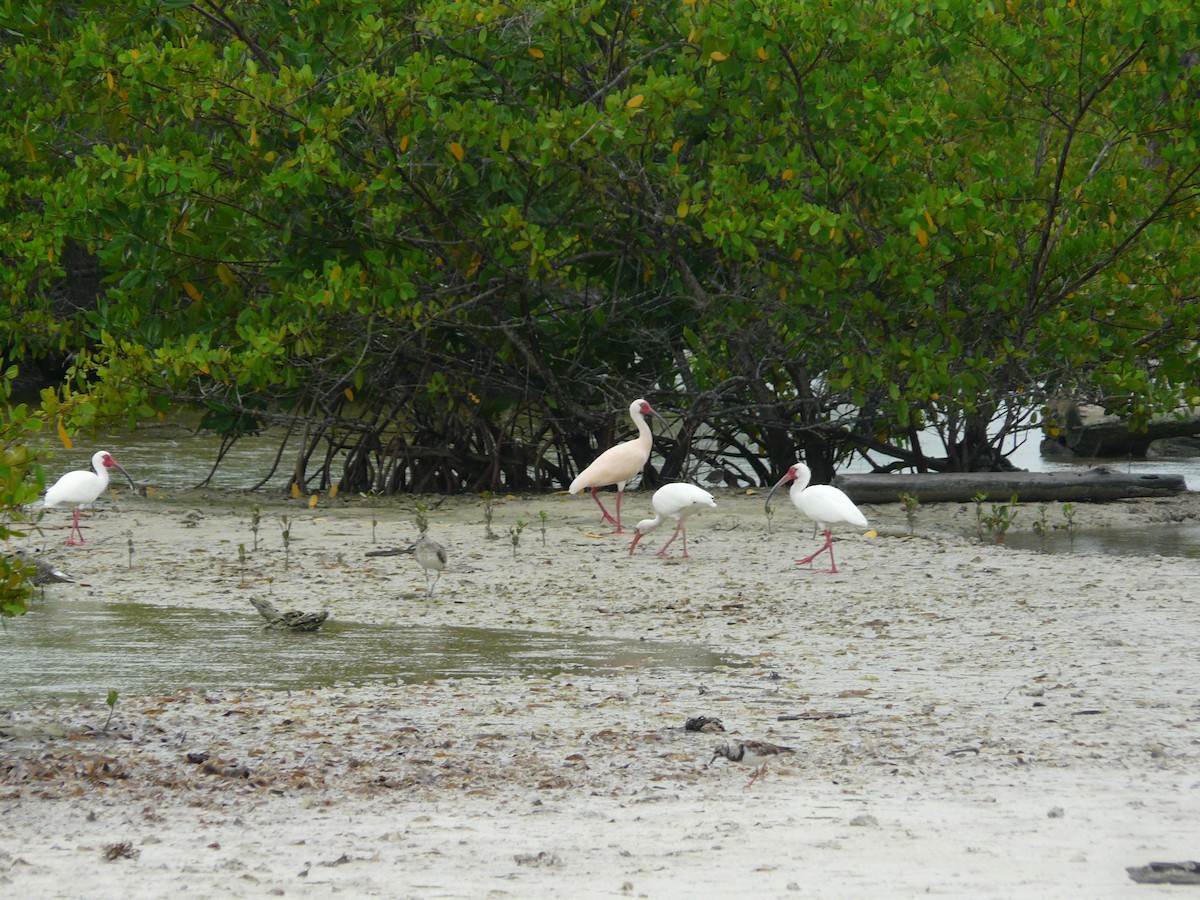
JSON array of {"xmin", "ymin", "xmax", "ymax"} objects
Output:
[
  {"xmin": 777, "ymin": 710, "xmax": 857, "ymax": 721},
  {"xmin": 835, "ymin": 470, "xmax": 1187, "ymax": 505},
  {"xmin": 1126, "ymin": 861, "xmax": 1200, "ymax": 885},
  {"xmin": 249, "ymin": 596, "xmax": 328, "ymax": 632}
]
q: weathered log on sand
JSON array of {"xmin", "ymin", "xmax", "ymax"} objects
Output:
[
  {"xmin": 836, "ymin": 470, "xmax": 1187, "ymax": 505},
  {"xmin": 249, "ymin": 596, "xmax": 329, "ymax": 631}
]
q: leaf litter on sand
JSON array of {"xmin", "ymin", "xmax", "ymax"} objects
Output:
[{"xmin": 2, "ymin": 491, "xmax": 1200, "ymax": 896}]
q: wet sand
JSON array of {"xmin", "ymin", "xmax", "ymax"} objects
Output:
[{"xmin": 2, "ymin": 487, "xmax": 1199, "ymax": 897}]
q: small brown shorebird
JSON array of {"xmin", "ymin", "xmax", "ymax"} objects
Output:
[
  {"xmin": 10, "ymin": 550, "xmax": 73, "ymax": 598},
  {"xmin": 411, "ymin": 534, "xmax": 447, "ymax": 598},
  {"xmin": 710, "ymin": 739, "xmax": 796, "ymax": 786}
]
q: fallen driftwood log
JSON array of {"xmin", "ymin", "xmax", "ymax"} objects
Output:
[
  {"xmin": 835, "ymin": 469, "xmax": 1188, "ymax": 505},
  {"xmin": 1126, "ymin": 861, "xmax": 1200, "ymax": 885},
  {"xmin": 249, "ymin": 596, "xmax": 329, "ymax": 631}
]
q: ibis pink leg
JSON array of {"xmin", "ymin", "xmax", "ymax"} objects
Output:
[
  {"xmin": 588, "ymin": 486, "xmax": 626, "ymax": 532},
  {"xmin": 67, "ymin": 509, "xmax": 86, "ymax": 546},
  {"xmin": 795, "ymin": 529, "xmax": 839, "ymax": 573},
  {"xmin": 656, "ymin": 523, "xmax": 688, "ymax": 557}
]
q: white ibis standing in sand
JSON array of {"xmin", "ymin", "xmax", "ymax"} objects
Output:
[
  {"xmin": 628, "ymin": 483, "xmax": 717, "ymax": 558},
  {"xmin": 765, "ymin": 462, "xmax": 867, "ymax": 573},
  {"xmin": 410, "ymin": 534, "xmax": 447, "ymax": 598},
  {"xmin": 569, "ymin": 398, "xmax": 664, "ymax": 533},
  {"xmin": 43, "ymin": 450, "xmax": 137, "ymax": 546}
]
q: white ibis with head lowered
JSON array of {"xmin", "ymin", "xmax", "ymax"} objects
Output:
[
  {"xmin": 569, "ymin": 398, "xmax": 664, "ymax": 533},
  {"xmin": 628, "ymin": 483, "xmax": 716, "ymax": 558},
  {"xmin": 43, "ymin": 450, "xmax": 137, "ymax": 546},
  {"xmin": 766, "ymin": 462, "xmax": 867, "ymax": 573}
]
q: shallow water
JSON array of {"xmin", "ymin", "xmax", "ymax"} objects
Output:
[
  {"xmin": 49, "ymin": 419, "xmax": 293, "ymax": 491},
  {"xmin": 0, "ymin": 599, "xmax": 740, "ymax": 706},
  {"xmin": 56, "ymin": 416, "xmax": 1200, "ymax": 492},
  {"xmin": 41, "ymin": 419, "xmax": 1200, "ymax": 562},
  {"xmin": 1001, "ymin": 523, "xmax": 1200, "ymax": 559}
]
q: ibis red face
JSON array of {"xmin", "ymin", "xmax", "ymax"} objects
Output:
[
  {"xmin": 102, "ymin": 453, "xmax": 138, "ymax": 491},
  {"xmin": 639, "ymin": 400, "xmax": 665, "ymax": 422},
  {"xmin": 764, "ymin": 467, "xmax": 797, "ymax": 512}
]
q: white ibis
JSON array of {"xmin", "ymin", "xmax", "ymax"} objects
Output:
[
  {"xmin": 43, "ymin": 450, "xmax": 136, "ymax": 546},
  {"xmin": 710, "ymin": 739, "xmax": 796, "ymax": 785},
  {"xmin": 765, "ymin": 461, "xmax": 867, "ymax": 573},
  {"xmin": 628, "ymin": 483, "xmax": 716, "ymax": 558},
  {"xmin": 569, "ymin": 398, "xmax": 664, "ymax": 533},
  {"xmin": 410, "ymin": 534, "xmax": 447, "ymax": 597}
]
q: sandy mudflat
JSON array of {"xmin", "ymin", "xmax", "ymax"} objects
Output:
[{"xmin": 2, "ymin": 486, "xmax": 1200, "ymax": 898}]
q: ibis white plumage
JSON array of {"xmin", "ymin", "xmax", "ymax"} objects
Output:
[
  {"xmin": 43, "ymin": 450, "xmax": 136, "ymax": 545},
  {"xmin": 766, "ymin": 462, "xmax": 867, "ymax": 573},
  {"xmin": 569, "ymin": 398, "xmax": 664, "ymax": 533},
  {"xmin": 628, "ymin": 483, "xmax": 717, "ymax": 558}
]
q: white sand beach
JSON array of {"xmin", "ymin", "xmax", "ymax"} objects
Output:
[{"xmin": 2, "ymin": 487, "xmax": 1199, "ymax": 898}]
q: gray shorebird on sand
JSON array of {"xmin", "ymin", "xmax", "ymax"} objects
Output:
[
  {"xmin": 411, "ymin": 534, "xmax": 447, "ymax": 597},
  {"xmin": 365, "ymin": 534, "xmax": 449, "ymax": 597}
]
